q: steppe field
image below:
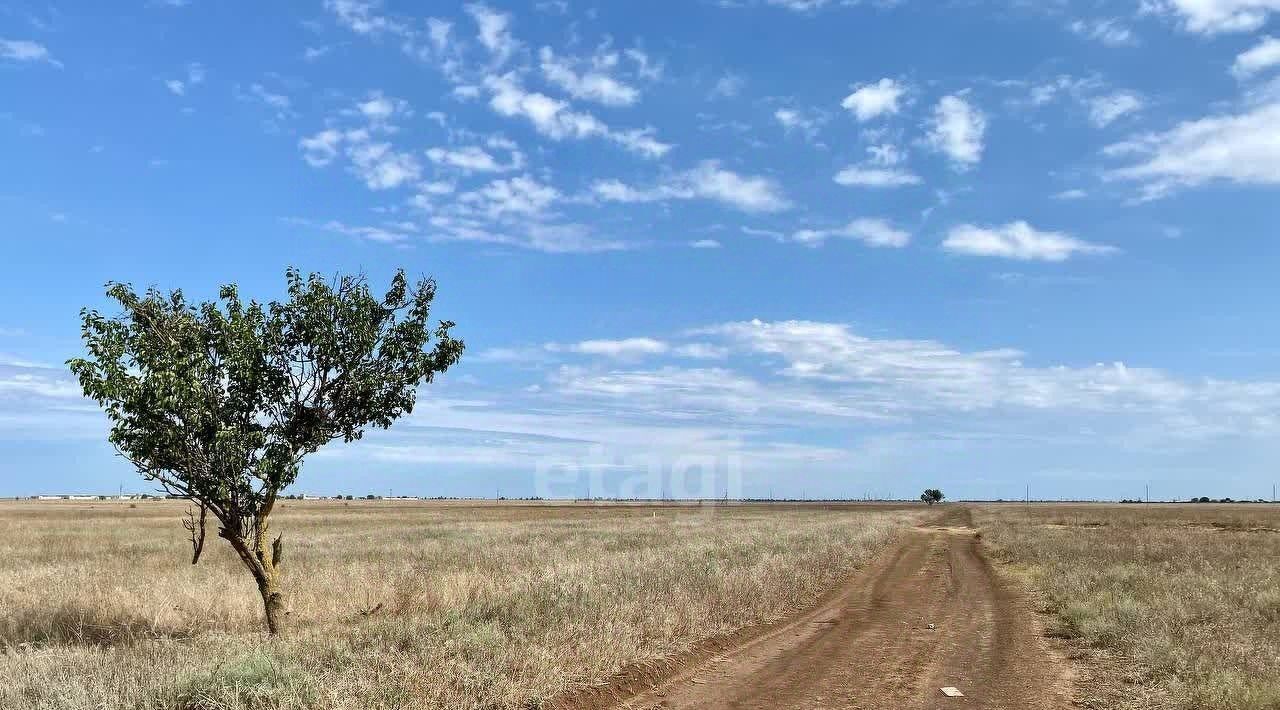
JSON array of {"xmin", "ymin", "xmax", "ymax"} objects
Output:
[
  {"xmin": 0, "ymin": 500, "xmax": 919, "ymax": 710},
  {"xmin": 2, "ymin": 500, "xmax": 1278, "ymax": 710},
  {"xmin": 976, "ymin": 503, "xmax": 1280, "ymax": 710}
]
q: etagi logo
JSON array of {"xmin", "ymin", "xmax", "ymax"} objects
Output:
[{"xmin": 534, "ymin": 445, "xmax": 743, "ymax": 509}]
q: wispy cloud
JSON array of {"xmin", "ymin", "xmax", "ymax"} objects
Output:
[
  {"xmin": 0, "ymin": 39, "xmax": 60, "ymax": 67},
  {"xmin": 592, "ymin": 161, "xmax": 790, "ymax": 213},
  {"xmin": 942, "ymin": 221, "xmax": 1116, "ymax": 261}
]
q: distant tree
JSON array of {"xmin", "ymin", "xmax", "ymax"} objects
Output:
[
  {"xmin": 920, "ymin": 489, "xmax": 945, "ymax": 506},
  {"xmin": 68, "ymin": 269, "xmax": 463, "ymax": 634}
]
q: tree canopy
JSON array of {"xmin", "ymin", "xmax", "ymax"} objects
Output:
[
  {"xmin": 68, "ymin": 268, "xmax": 462, "ymax": 632},
  {"xmin": 920, "ymin": 489, "xmax": 945, "ymax": 505}
]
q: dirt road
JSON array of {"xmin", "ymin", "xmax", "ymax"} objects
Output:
[{"xmin": 596, "ymin": 507, "xmax": 1071, "ymax": 710}]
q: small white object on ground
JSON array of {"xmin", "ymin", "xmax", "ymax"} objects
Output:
[
  {"xmin": 941, "ymin": 687, "xmax": 965, "ymax": 697},
  {"xmin": 927, "ymin": 623, "xmax": 936, "ymax": 630}
]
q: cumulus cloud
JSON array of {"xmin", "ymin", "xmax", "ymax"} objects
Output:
[
  {"xmin": 1069, "ymin": 18, "xmax": 1137, "ymax": 46},
  {"xmin": 0, "ymin": 39, "xmax": 60, "ymax": 66},
  {"xmin": 538, "ymin": 47, "xmax": 640, "ymax": 107},
  {"xmin": 1232, "ymin": 35, "xmax": 1280, "ymax": 77},
  {"xmin": 557, "ymin": 338, "xmax": 670, "ymax": 358},
  {"xmin": 924, "ymin": 95, "xmax": 985, "ymax": 168},
  {"xmin": 324, "ymin": 0, "xmax": 407, "ymax": 37},
  {"xmin": 466, "ymin": 3, "xmax": 519, "ymax": 66},
  {"xmin": 299, "ymin": 129, "xmax": 343, "ymax": 167},
  {"xmin": 702, "ymin": 318, "xmax": 1208, "ymax": 417},
  {"xmin": 840, "ymin": 78, "xmax": 905, "ymax": 121},
  {"xmin": 1088, "ymin": 91, "xmax": 1144, "ymax": 127},
  {"xmin": 834, "ymin": 144, "xmax": 921, "ymax": 187},
  {"xmin": 425, "ymin": 142, "xmax": 524, "ymax": 173},
  {"xmin": 1106, "ymin": 100, "xmax": 1280, "ymax": 199},
  {"xmin": 774, "ymin": 108, "xmax": 825, "ymax": 139},
  {"xmin": 347, "ymin": 139, "xmax": 421, "ymax": 189},
  {"xmin": 942, "ymin": 221, "xmax": 1117, "ymax": 261},
  {"xmin": 791, "ymin": 218, "xmax": 910, "ymax": 248},
  {"xmin": 1143, "ymin": 0, "xmax": 1280, "ymax": 34},
  {"xmin": 163, "ymin": 62, "xmax": 205, "ymax": 96},
  {"xmin": 591, "ymin": 161, "xmax": 791, "ymax": 213},
  {"xmin": 483, "ymin": 73, "xmax": 670, "ymax": 157}
]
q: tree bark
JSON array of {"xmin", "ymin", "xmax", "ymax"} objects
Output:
[
  {"xmin": 220, "ymin": 515, "xmax": 287, "ymax": 636},
  {"xmin": 259, "ymin": 581, "xmax": 285, "ymax": 635}
]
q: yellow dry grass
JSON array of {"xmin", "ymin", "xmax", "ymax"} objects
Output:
[
  {"xmin": 0, "ymin": 500, "xmax": 920, "ymax": 710},
  {"xmin": 975, "ymin": 503, "xmax": 1280, "ymax": 710}
]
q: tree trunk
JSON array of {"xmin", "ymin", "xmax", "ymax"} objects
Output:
[
  {"xmin": 251, "ymin": 529, "xmax": 286, "ymax": 635},
  {"xmin": 219, "ymin": 511, "xmax": 287, "ymax": 636},
  {"xmin": 259, "ymin": 581, "xmax": 285, "ymax": 635}
]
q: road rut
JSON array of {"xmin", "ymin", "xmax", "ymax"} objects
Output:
[{"xmin": 604, "ymin": 507, "xmax": 1071, "ymax": 710}]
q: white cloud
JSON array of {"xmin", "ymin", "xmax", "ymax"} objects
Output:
[
  {"xmin": 163, "ymin": 63, "xmax": 204, "ymax": 96},
  {"xmin": 833, "ymin": 167, "xmax": 922, "ymax": 187},
  {"xmin": 924, "ymin": 94, "xmax": 985, "ymax": 168},
  {"xmin": 459, "ymin": 174, "xmax": 560, "ymax": 218},
  {"xmin": 1107, "ymin": 100, "xmax": 1280, "ymax": 198},
  {"xmin": 942, "ymin": 221, "xmax": 1117, "ymax": 261},
  {"xmin": 791, "ymin": 218, "xmax": 910, "ymax": 248},
  {"xmin": 1088, "ymin": 91, "xmax": 1144, "ymax": 127},
  {"xmin": 1144, "ymin": 0, "xmax": 1280, "ymax": 34},
  {"xmin": 834, "ymin": 146, "xmax": 921, "ymax": 188},
  {"xmin": 1069, "ymin": 18, "xmax": 1137, "ymax": 46},
  {"xmin": 347, "ymin": 139, "xmax": 421, "ymax": 189},
  {"xmin": 559, "ymin": 338, "xmax": 670, "ymax": 358},
  {"xmin": 1233, "ymin": 35, "xmax": 1280, "ymax": 77},
  {"xmin": 426, "ymin": 18, "xmax": 452, "ymax": 52},
  {"xmin": 539, "ymin": 47, "xmax": 640, "ymax": 107},
  {"xmin": 466, "ymin": 3, "xmax": 519, "ymax": 66},
  {"xmin": 356, "ymin": 92, "xmax": 410, "ymax": 123},
  {"xmin": 674, "ymin": 343, "xmax": 729, "ymax": 359},
  {"xmin": 483, "ymin": 73, "xmax": 670, "ymax": 157},
  {"xmin": 591, "ymin": 161, "xmax": 791, "ymax": 213},
  {"xmin": 710, "ymin": 73, "xmax": 745, "ymax": 99},
  {"xmin": 840, "ymin": 78, "xmax": 905, "ymax": 121},
  {"xmin": 765, "ymin": 0, "xmax": 832, "ymax": 10},
  {"xmin": 773, "ymin": 108, "xmax": 824, "ymax": 139},
  {"xmin": 292, "ymin": 218, "xmax": 412, "ymax": 244},
  {"xmin": 324, "ymin": 0, "xmax": 406, "ymax": 37},
  {"xmin": 426, "ymin": 144, "xmax": 523, "ymax": 173},
  {"xmin": 0, "ymin": 39, "xmax": 59, "ymax": 66},
  {"xmin": 1088, "ymin": 93, "xmax": 1144, "ymax": 128},
  {"xmin": 689, "ymin": 239, "xmax": 722, "ymax": 249},
  {"xmin": 624, "ymin": 48, "xmax": 663, "ymax": 81},
  {"xmin": 704, "ymin": 319, "xmax": 1198, "ymax": 416},
  {"xmin": 1052, "ymin": 189, "xmax": 1088, "ymax": 200},
  {"xmin": 299, "ymin": 129, "xmax": 343, "ymax": 167}
]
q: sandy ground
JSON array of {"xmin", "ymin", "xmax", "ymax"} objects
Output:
[{"xmin": 564, "ymin": 507, "xmax": 1072, "ymax": 710}]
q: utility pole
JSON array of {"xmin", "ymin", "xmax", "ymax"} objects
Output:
[{"xmin": 1146, "ymin": 483, "xmax": 1150, "ymax": 504}]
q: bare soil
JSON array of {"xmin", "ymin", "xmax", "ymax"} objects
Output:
[{"xmin": 563, "ymin": 507, "xmax": 1072, "ymax": 710}]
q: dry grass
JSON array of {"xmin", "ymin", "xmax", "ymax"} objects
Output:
[
  {"xmin": 975, "ymin": 503, "xmax": 1280, "ymax": 710},
  {"xmin": 0, "ymin": 500, "xmax": 921, "ymax": 710}
]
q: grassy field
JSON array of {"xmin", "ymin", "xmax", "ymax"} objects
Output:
[
  {"xmin": 0, "ymin": 500, "xmax": 920, "ymax": 710},
  {"xmin": 976, "ymin": 503, "xmax": 1280, "ymax": 710}
]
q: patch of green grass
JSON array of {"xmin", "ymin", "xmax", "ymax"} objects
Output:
[{"xmin": 177, "ymin": 649, "xmax": 313, "ymax": 710}]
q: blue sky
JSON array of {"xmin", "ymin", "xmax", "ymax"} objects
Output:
[{"xmin": 3, "ymin": 0, "xmax": 1280, "ymax": 501}]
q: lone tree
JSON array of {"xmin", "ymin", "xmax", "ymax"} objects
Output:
[
  {"xmin": 920, "ymin": 488, "xmax": 945, "ymax": 506},
  {"xmin": 68, "ymin": 269, "xmax": 463, "ymax": 634}
]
